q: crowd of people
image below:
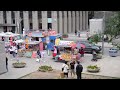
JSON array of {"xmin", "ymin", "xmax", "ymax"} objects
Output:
[{"xmin": 62, "ymin": 60, "xmax": 83, "ymax": 79}]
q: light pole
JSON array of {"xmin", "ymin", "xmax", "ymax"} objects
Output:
[{"xmin": 102, "ymin": 11, "xmax": 106, "ymax": 55}]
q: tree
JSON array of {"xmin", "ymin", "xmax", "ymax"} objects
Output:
[
  {"xmin": 88, "ymin": 34, "xmax": 101, "ymax": 44},
  {"xmin": 105, "ymin": 11, "xmax": 120, "ymax": 42}
]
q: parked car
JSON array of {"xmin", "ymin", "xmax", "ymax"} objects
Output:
[{"xmin": 79, "ymin": 41, "xmax": 101, "ymax": 53}]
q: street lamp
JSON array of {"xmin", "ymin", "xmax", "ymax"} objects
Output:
[{"xmin": 102, "ymin": 11, "xmax": 106, "ymax": 55}]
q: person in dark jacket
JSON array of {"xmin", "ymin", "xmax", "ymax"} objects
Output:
[
  {"xmin": 76, "ymin": 61, "xmax": 83, "ymax": 79},
  {"xmin": 79, "ymin": 47, "xmax": 85, "ymax": 57},
  {"xmin": 75, "ymin": 30, "xmax": 77, "ymax": 35},
  {"xmin": 6, "ymin": 57, "xmax": 8, "ymax": 72},
  {"xmin": 37, "ymin": 49, "xmax": 41, "ymax": 59}
]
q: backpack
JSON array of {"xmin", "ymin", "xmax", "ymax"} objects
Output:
[{"xmin": 76, "ymin": 64, "xmax": 83, "ymax": 73}]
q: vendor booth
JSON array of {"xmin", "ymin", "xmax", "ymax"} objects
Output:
[
  {"xmin": 0, "ymin": 32, "xmax": 24, "ymax": 53},
  {"xmin": 54, "ymin": 40, "xmax": 80, "ymax": 62},
  {"xmin": 24, "ymin": 41, "xmax": 42, "ymax": 58}
]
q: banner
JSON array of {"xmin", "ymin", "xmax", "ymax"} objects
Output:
[
  {"xmin": 58, "ymin": 41, "xmax": 75, "ymax": 46},
  {"xmin": 55, "ymin": 38, "xmax": 60, "ymax": 46}
]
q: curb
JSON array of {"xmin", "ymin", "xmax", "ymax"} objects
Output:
[
  {"xmin": 18, "ymin": 71, "xmax": 36, "ymax": 79},
  {"xmin": 81, "ymin": 72, "xmax": 120, "ymax": 79}
]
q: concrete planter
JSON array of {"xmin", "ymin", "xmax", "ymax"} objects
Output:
[
  {"xmin": 12, "ymin": 62, "xmax": 26, "ymax": 68},
  {"xmin": 87, "ymin": 68, "xmax": 100, "ymax": 73}
]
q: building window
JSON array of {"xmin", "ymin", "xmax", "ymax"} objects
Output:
[
  {"xmin": 12, "ymin": 19, "xmax": 15, "ymax": 24},
  {"xmin": 38, "ymin": 11, "xmax": 42, "ymax": 25},
  {"xmin": 30, "ymin": 23, "xmax": 33, "ymax": 29},
  {"xmin": 3, "ymin": 11, "xmax": 7, "ymax": 23},
  {"xmin": 48, "ymin": 23, "xmax": 52, "ymax": 29},
  {"xmin": 11, "ymin": 11, "xmax": 15, "ymax": 19},
  {"xmin": 12, "ymin": 27, "xmax": 15, "ymax": 33},
  {"xmin": 38, "ymin": 11, "xmax": 42, "ymax": 19},
  {"xmin": 3, "ymin": 26, "xmax": 7, "ymax": 32},
  {"xmin": 47, "ymin": 11, "xmax": 51, "ymax": 18},
  {"xmin": 29, "ymin": 11, "xmax": 32, "ymax": 19},
  {"xmin": 57, "ymin": 11, "xmax": 59, "ymax": 33},
  {"xmin": 39, "ymin": 23, "xmax": 42, "ymax": 29},
  {"xmin": 20, "ymin": 11, "xmax": 23, "ymax": 18}
]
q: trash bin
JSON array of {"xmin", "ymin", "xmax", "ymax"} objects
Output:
[{"xmin": 109, "ymin": 48, "xmax": 118, "ymax": 57}]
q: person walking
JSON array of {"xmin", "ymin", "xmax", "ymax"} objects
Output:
[
  {"xmin": 62, "ymin": 61, "xmax": 69, "ymax": 79},
  {"xmin": 12, "ymin": 44, "xmax": 17, "ymax": 59},
  {"xmin": 91, "ymin": 50, "xmax": 97, "ymax": 61},
  {"xmin": 36, "ymin": 49, "xmax": 41, "ymax": 62},
  {"xmin": 76, "ymin": 61, "xmax": 83, "ymax": 79},
  {"xmin": 75, "ymin": 30, "xmax": 77, "ymax": 35},
  {"xmin": 79, "ymin": 47, "xmax": 85, "ymax": 57},
  {"xmin": 70, "ymin": 60, "xmax": 75, "ymax": 78},
  {"xmin": 6, "ymin": 57, "xmax": 8, "ymax": 72}
]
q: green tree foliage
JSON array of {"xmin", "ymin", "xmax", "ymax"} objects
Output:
[
  {"xmin": 105, "ymin": 12, "xmax": 120, "ymax": 42},
  {"xmin": 88, "ymin": 34, "xmax": 101, "ymax": 44}
]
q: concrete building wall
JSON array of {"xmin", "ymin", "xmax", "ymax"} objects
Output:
[
  {"xmin": 6, "ymin": 11, "xmax": 12, "ymax": 32},
  {"xmin": 0, "ymin": 11, "xmax": 3, "ymax": 32},
  {"xmin": 76, "ymin": 11, "xmax": 79, "ymax": 31},
  {"xmin": 15, "ymin": 11, "xmax": 20, "ymax": 33},
  {"xmin": 23, "ymin": 11, "xmax": 29, "ymax": 30},
  {"xmin": 52, "ymin": 11, "xmax": 58, "ymax": 32},
  {"xmin": 68, "ymin": 11, "xmax": 72, "ymax": 33},
  {"xmin": 42, "ymin": 11, "xmax": 47, "ymax": 30},
  {"xmin": 63, "ymin": 11, "xmax": 67, "ymax": 34},
  {"xmin": 72, "ymin": 11, "xmax": 75, "ymax": 33},
  {"xmin": 0, "ymin": 11, "xmax": 89, "ymax": 34},
  {"xmin": 32, "ymin": 11, "xmax": 38, "ymax": 30},
  {"xmin": 59, "ymin": 11, "xmax": 63, "ymax": 34}
]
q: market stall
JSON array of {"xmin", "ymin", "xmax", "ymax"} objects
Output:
[
  {"xmin": 24, "ymin": 30, "xmax": 44, "ymax": 51},
  {"xmin": 24, "ymin": 41, "xmax": 41, "ymax": 58},
  {"xmin": 54, "ymin": 40, "xmax": 80, "ymax": 62},
  {"xmin": 0, "ymin": 32, "xmax": 24, "ymax": 53}
]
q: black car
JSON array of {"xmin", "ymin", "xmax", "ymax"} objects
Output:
[{"xmin": 79, "ymin": 41, "xmax": 101, "ymax": 53}]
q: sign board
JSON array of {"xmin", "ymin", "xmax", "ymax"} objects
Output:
[
  {"xmin": 48, "ymin": 18, "xmax": 52, "ymax": 23},
  {"xmin": 46, "ymin": 36, "xmax": 50, "ymax": 43},
  {"xmin": 58, "ymin": 40, "xmax": 75, "ymax": 47}
]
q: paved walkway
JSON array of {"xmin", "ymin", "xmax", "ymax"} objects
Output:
[
  {"xmin": 1, "ymin": 51, "xmax": 120, "ymax": 79},
  {"xmin": 0, "ymin": 33, "xmax": 120, "ymax": 79}
]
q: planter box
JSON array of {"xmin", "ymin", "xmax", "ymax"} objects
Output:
[
  {"xmin": 62, "ymin": 35, "xmax": 68, "ymax": 38},
  {"xmin": 87, "ymin": 68, "xmax": 100, "ymax": 73},
  {"xmin": 12, "ymin": 63, "xmax": 26, "ymax": 68}
]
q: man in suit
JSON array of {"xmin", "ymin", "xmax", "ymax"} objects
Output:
[{"xmin": 76, "ymin": 61, "xmax": 83, "ymax": 79}]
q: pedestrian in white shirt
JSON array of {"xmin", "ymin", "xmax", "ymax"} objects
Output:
[
  {"xmin": 12, "ymin": 45, "xmax": 17, "ymax": 59},
  {"xmin": 62, "ymin": 61, "xmax": 69, "ymax": 78}
]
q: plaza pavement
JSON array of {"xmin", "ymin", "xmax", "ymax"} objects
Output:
[{"xmin": 0, "ymin": 33, "xmax": 120, "ymax": 79}]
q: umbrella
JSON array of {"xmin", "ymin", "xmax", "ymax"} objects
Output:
[{"xmin": 80, "ymin": 44, "xmax": 85, "ymax": 48}]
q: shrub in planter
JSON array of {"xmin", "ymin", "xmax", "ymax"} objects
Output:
[
  {"xmin": 62, "ymin": 34, "xmax": 68, "ymax": 38},
  {"xmin": 12, "ymin": 62, "xmax": 26, "ymax": 68},
  {"xmin": 87, "ymin": 65, "xmax": 100, "ymax": 73},
  {"xmin": 38, "ymin": 65, "xmax": 53, "ymax": 72}
]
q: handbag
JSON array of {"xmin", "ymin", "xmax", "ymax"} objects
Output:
[{"xmin": 62, "ymin": 65, "xmax": 66, "ymax": 71}]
